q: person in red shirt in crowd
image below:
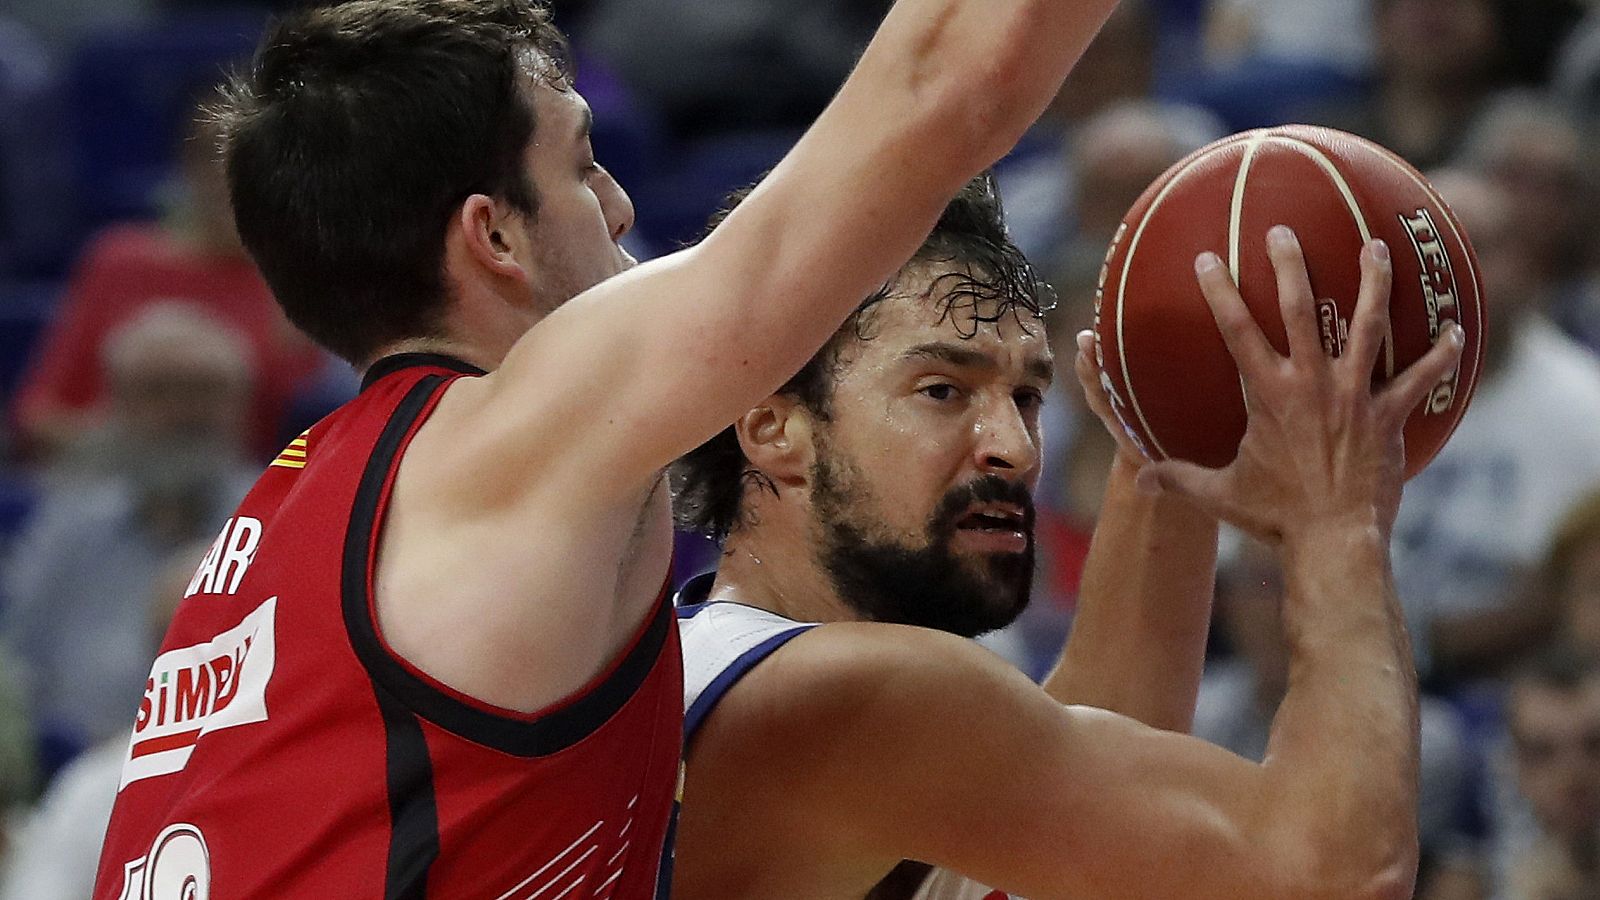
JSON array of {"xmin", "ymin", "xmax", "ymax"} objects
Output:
[{"xmin": 14, "ymin": 95, "xmax": 325, "ymax": 460}]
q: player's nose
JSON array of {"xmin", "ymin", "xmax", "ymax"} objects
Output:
[
  {"xmin": 972, "ymin": 399, "xmax": 1039, "ymax": 475},
  {"xmin": 599, "ymin": 168, "xmax": 635, "ymax": 241}
]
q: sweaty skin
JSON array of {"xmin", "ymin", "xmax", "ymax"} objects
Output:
[
  {"xmin": 673, "ymin": 231, "xmax": 1464, "ymax": 900},
  {"xmin": 363, "ymin": 0, "xmax": 1126, "ymax": 726}
]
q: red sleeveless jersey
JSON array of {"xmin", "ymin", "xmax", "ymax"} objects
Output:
[{"xmin": 94, "ymin": 354, "xmax": 683, "ymax": 900}]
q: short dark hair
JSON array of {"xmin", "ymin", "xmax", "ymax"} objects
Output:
[
  {"xmin": 671, "ymin": 172, "xmax": 1050, "ymax": 543},
  {"xmin": 216, "ymin": 0, "xmax": 571, "ymax": 363}
]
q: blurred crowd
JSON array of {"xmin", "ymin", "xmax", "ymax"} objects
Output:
[{"xmin": 0, "ymin": 0, "xmax": 1598, "ymax": 896}]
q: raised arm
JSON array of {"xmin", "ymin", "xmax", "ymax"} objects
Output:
[
  {"xmin": 477, "ymin": 0, "xmax": 1123, "ymax": 494},
  {"xmin": 716, "ymin": 232, "xmax": 1463, "ymax": 899},
  {"xmin": 1042, "ymin": 342, "xmax": 1219, "ymax": 729}
]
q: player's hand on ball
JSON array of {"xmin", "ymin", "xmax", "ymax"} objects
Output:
[
  {"xmin": 1136, "ymin": 226, "xmax": 1466, "ymax": 544},
  {"xmin": 1073, "ymin": 329, "xmax": 1150, "ymax": 467}
]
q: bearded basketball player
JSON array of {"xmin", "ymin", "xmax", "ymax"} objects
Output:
[{"xmin": 669, "ymin": 180, "xmax": 1465, "ymax": 899}]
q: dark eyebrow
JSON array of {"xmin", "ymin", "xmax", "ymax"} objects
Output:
[{"xmin": 903, "ymin": 342, "xmax": 1055, "ymax": 385}]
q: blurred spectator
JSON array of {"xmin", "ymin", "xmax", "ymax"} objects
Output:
[
  {"xmin": 1312, "ymin": 0, "xmax": 1508, "ymax": 172},
  {"xmin": 1193, "ymin": 530, "xmax": 1474, "ymax": 889},
  {"xmin": 1046, "ymin": 99, "xmax": 1224, "ymax": 295},
  {"xmin": 1422, "ymin": 495, "xmax": 1600, "ymax": 900},
  {"xmin": 1494, "ymin": 647, "xmax": 1600, "ymax": 900},
  {"xmin": 1203, "ymin": 0, "xmax": 1372, "ymax": 76},
  {"xmin": 0, "ymin": 539, "xmax": 201, "ymax": 900},
  {"xmin": 0, "ymin": 647, "xmax": 35, "ymax": 863},
  {"xmin": 1554, "ymin": 493, "xmax": 1600, "ymax": 658},
  {"xmin": 996, "ymin": 0, "xmax": 1163, "ymax": 260},
  {"xmin": 12, "ymin": 94, "xmax": 325, "ymax": 461},
  {"xmin": 1, "ymin": 304, "xmax": 255, "ymax": 770},
  {"xmin": 1454, "ymin": 92, "xmax": 1600, "ymax": 380},
  {"xmin": 584, "ymin": 0, "xmax": 891, "ymax": 136},
  {"xmin": 1457, "ymin": 93, "xmax": 1593, "ymax": 304},
  {"xmin": 1553, "ymin": 6, "xmax": 1600, "ymax": 119},
  {"xmin": 1389, "ymin": 169, "xmax": 1600, "ymax": 681}
]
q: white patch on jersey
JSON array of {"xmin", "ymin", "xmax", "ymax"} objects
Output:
[
  {"xmin": 913, "ymin": 868, "xmax": 1017, "ymax": 899},
  {"xmin": 117, "ymin": 822, "xmax": 211, "ymax": 900},
  {"xmin": 120, "ymin": 597, "xmax": 278, "ymax": 789},
  {"xmin": 678, "ymin": 603, "xmax": 814, "ymax": 729}
]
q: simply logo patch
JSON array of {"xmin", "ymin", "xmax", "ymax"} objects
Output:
[{"xmin": 120, "ymin": 598, "xmax": 278, "ymax": 789}]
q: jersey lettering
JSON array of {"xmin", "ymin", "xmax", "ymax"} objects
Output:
[
  {"xmin": 185, "ymin": 518, "xmax": 262, "ymax": 598},
  {"xmin": 122, "ymin": 598, "xmax": 278, "ymax": 789}
]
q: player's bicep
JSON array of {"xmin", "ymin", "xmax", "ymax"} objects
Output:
[
  {"xmin": 466, "ymin": 57, "xmax": 1012, "ymax": 492},
  {"xmin": 779, "ymin": 629, "xmax": 1290, "ymax": 900}
]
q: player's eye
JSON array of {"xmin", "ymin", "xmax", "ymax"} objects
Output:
[
  {"xmin": 918, "ymin": 383, "xmax": 960, "ymax": 402},
  {"xmin": 1015, "ymin": 388, "xmax": 1044, "ymax": 410}
]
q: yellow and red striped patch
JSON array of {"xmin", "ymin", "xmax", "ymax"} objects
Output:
[{"xmin": 269, "ymin": 430, "xmax": 310, "ymax": 470}]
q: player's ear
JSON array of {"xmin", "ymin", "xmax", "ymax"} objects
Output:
[
  {"xmin": 452, "ymin": 194, "xmax": 529, "ymax": 283},
  {"xmin": 735, "ymin": 395, "xmax": 815, "ymax": 489}
]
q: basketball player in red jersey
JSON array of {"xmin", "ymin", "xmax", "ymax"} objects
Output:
[
  {"xmin": 91, "ymin": 0, "xmax": 1132, "ymax": 896},
  {"xmin": 669, "ymin": 182, "xmax": 1468, "ymax": 897}
]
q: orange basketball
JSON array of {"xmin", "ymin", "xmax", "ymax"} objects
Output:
[{"xmin": 1092, "ymin": 125, "xmax": 1487, "ymax": 479}]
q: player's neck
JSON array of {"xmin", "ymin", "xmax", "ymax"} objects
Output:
[
  {"xmin": 364, "ymin": 333, "xmax": 509, "ymax": 375},
  {"xmin": 363, "ymin": 282, "xmax": 550, "ymax": 373},
  {"xmin": 712, "ymin": 527, "xmax": 857, "ymax": 625}
]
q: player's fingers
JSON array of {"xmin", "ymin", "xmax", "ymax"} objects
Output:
[
  {"xmin": 1345, "ymin": 239, "xmax": 1394, "ymax": 377},
  {"xmin": 1076, "ymin": 331, "xmax": 1150, "ymax": 464},
  {"xmin": 1195, "ymin": 251, "xmax": 1278, "ymax": 379},
  {"xmin": 1378, "ymin": 321, "xmax": 1465, "ymax": 424},
  {"xmin": 1267, "ymin": 226, "xmax": 1322, "ymax": 362},
  {"xmin": 1073, "ymin": 330, "xmax": 1103, "ymax": 398}
]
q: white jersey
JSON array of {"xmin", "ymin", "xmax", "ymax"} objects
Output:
[{"xmin": 675, "ymin": 575, "xmax": 1020, "ymax": 900}]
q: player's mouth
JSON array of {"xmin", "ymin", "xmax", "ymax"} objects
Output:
[{"xmin": 952, "ymin": 503, "xmax": 1029, "ymax": 553}]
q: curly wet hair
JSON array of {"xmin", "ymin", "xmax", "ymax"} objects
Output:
[{"xmin": 671, "ymin": 172, "xmax": 1052, "ymax": 543}]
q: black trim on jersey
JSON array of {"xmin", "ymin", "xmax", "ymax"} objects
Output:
[
  {"xmin": 865, "ymin": 861, "xmax": 936, "ymax": 900},
  {"xmin": 376, "ymin": 683, "xmax": 440, "ymax": 900},
  {"xmin": 360, "ymin": 353, "xmax": 486, "ymax": 391},
  {"xmin": 342, "ymin": 372, "xmax": 675, "ymax": 762}
]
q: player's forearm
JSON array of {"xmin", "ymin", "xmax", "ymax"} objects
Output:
[
  {"xmin": 1045, "ymin": 457, "xmax": 1217, "ymax": 731},
  {"xmin": 1259, "ymin": 522, "xmax": 1420, "ymax": 897}
]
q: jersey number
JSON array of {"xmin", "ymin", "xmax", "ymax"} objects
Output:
[{"xmin": 118, "ymin": 823, "xmax": 211, "ymax": 900}]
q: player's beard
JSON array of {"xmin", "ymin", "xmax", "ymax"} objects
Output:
[{"xmin": 809, "ymin": 453, "xmax": 1035, "ymax": 638}]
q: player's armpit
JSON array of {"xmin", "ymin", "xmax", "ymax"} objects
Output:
[{"xmin": 722, "ymin": 624, "xmax": 1409, "ymax": 900}]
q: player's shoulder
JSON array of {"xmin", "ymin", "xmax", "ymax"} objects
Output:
[{"xmin": 717, "ymin": 618, "xmax": 1033, "ymax": 743}]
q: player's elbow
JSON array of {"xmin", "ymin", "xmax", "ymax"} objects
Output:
[{"xmin": 1262, "ymin": 827, "xmax": 1419, "ymax": 900}]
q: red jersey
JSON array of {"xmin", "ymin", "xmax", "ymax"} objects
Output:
[{"xmin": 94, "ymin": 354, "xmax": 683, "ymax": 900}]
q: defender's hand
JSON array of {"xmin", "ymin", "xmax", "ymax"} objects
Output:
[{"xmin": 1136, "ymin": 226, "xmax": 1465, "ymax": 545}]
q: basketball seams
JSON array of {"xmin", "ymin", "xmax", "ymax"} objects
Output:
[
  {"xmin": 1228, "ymin": 133, "xmax": 1268, "ymax": 284},
  {"xmin": 1115, "ymin": 134, "xmax": 1257, "ymax": 460},
  {"xmin": 1104, "ymin": 124, "xmax": 1483, "ymax": 478},
  {"xmin": 1264, "ymin": 132, "xmax": 1396, "ymax": 380}
]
